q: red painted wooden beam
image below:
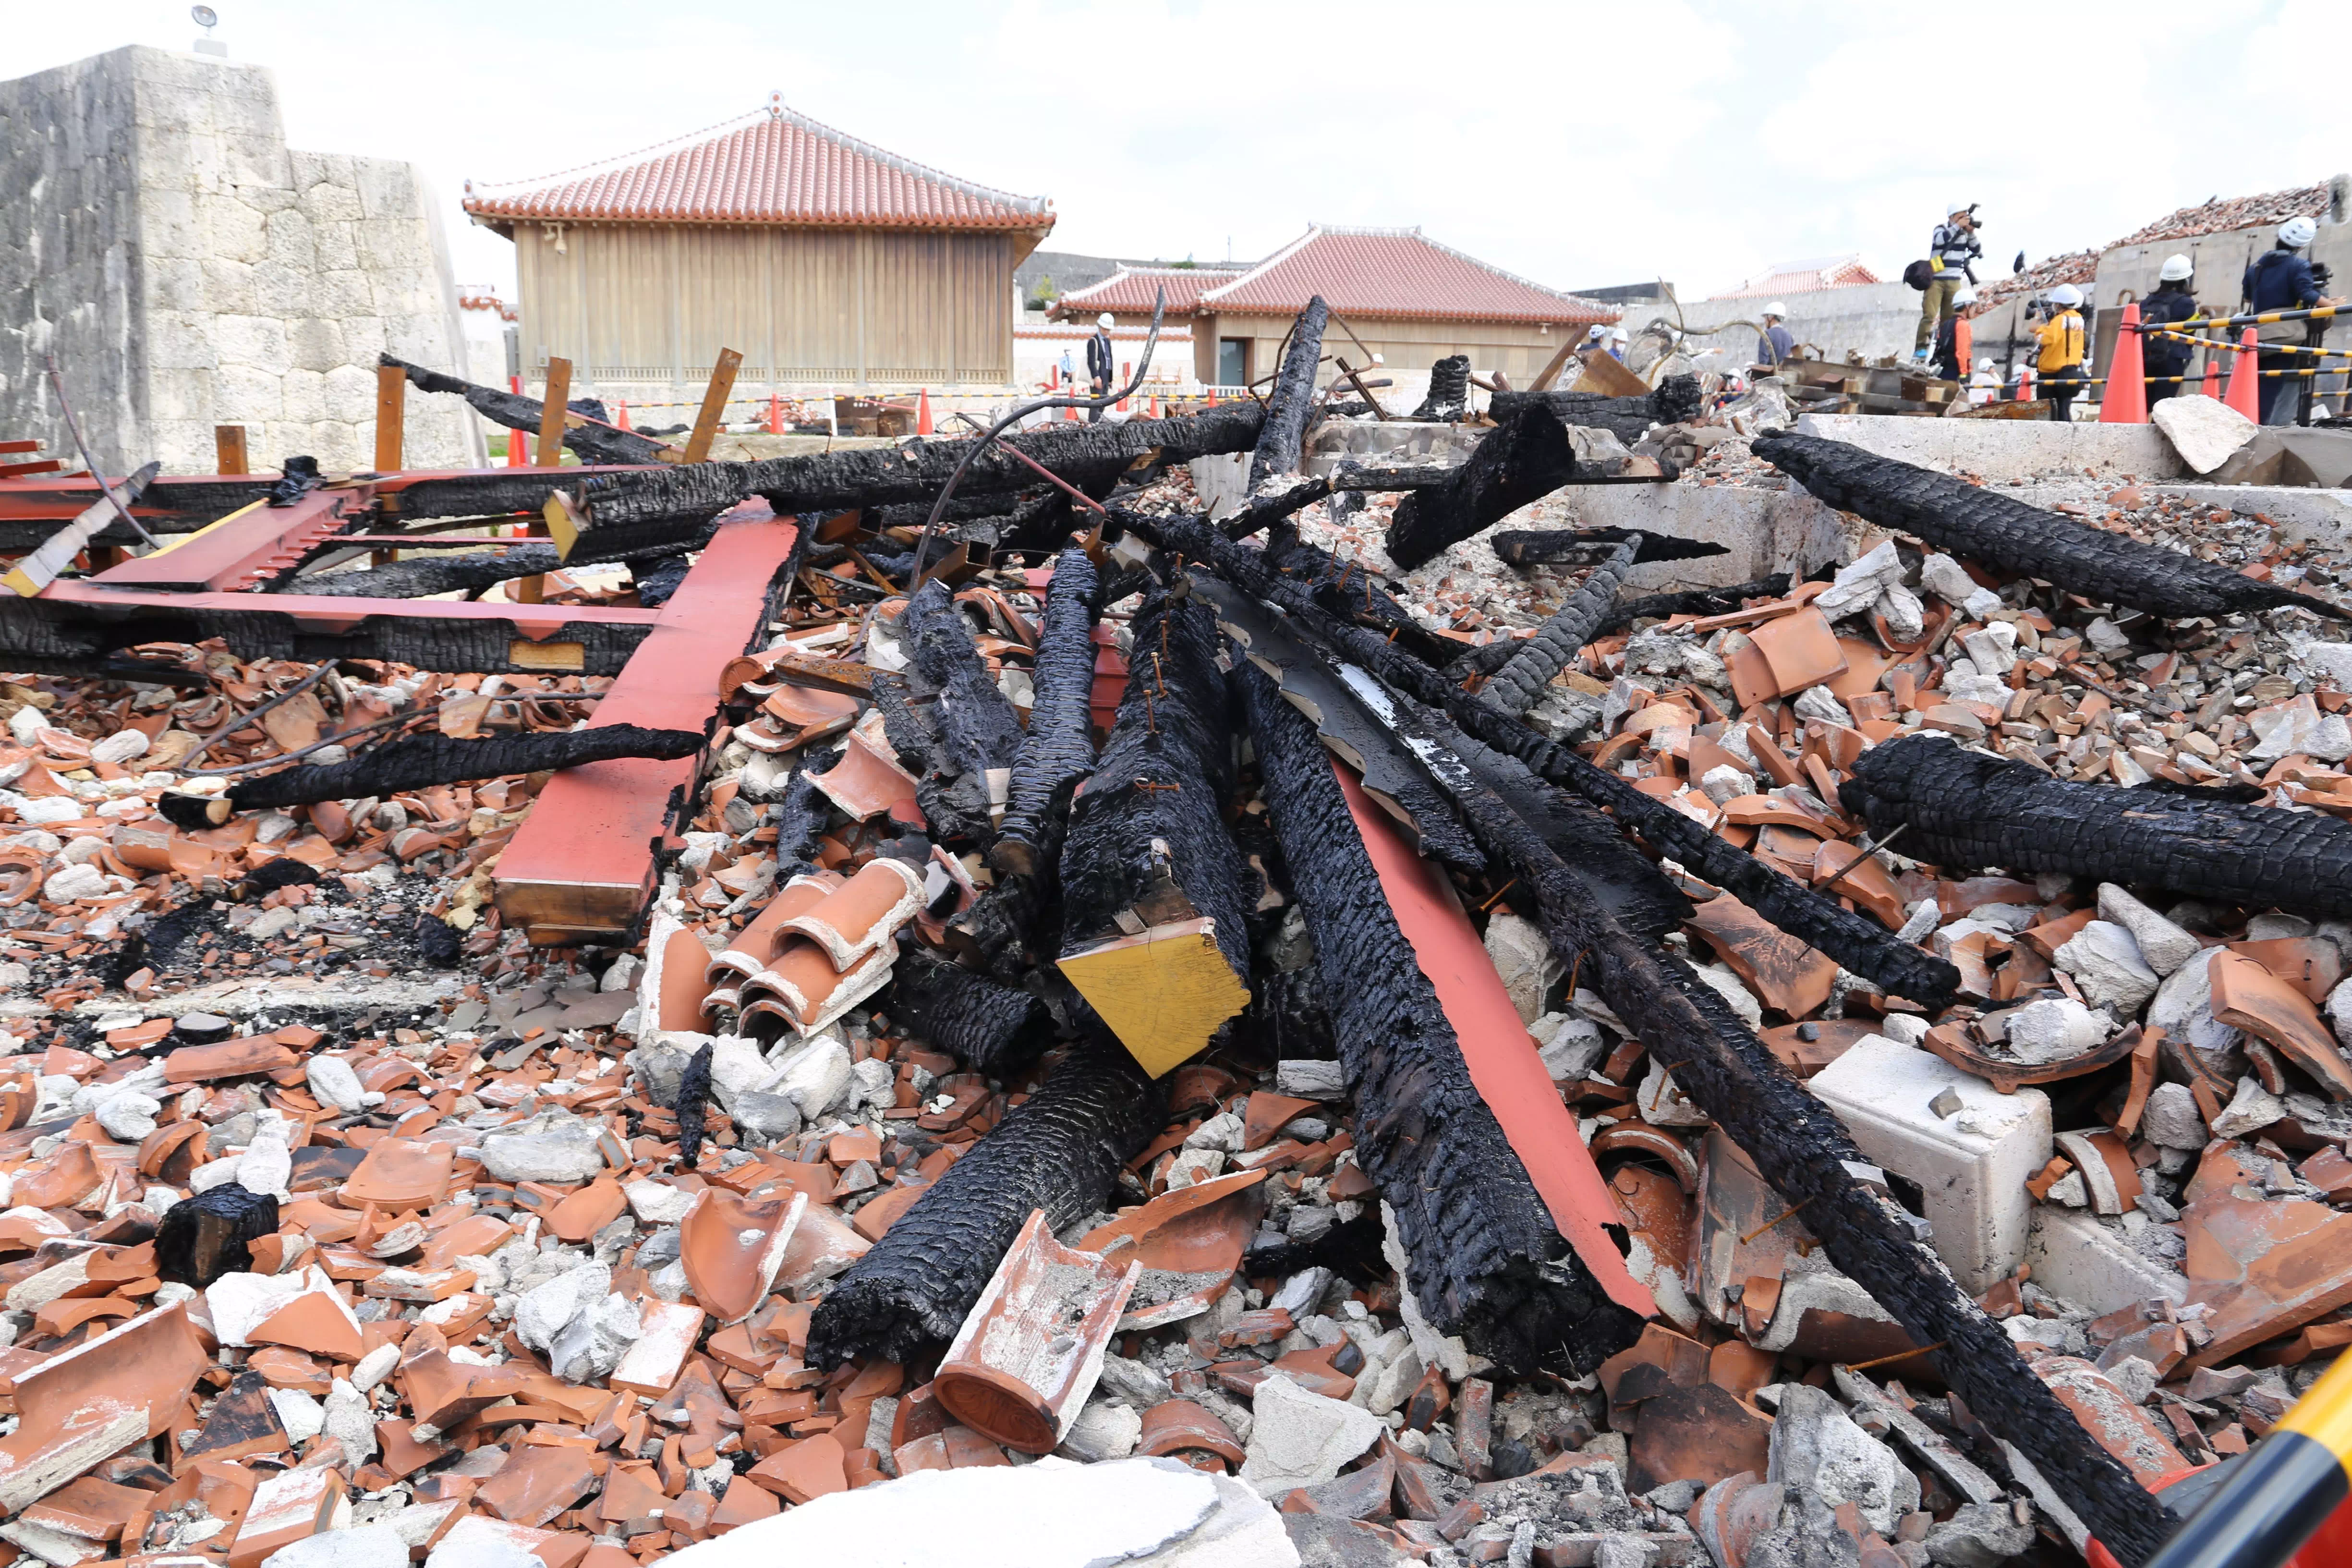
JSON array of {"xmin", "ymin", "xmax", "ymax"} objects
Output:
[
  {"xmin": 493, "ymin": 500, "xmax": 799, "ymax": 945},
  {"xmin": 1336, "ymin": 762, "xmax": 1657, "ymax": 1323}
]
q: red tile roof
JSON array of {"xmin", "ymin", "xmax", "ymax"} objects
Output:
[
  {"xmin": 1710, "ymin": 255, "xmax": 1882, "ymax": 300},
  {"xmin": 1047, "ymin": 265, "xmax": 1250, "ymax": 319},
  {"xmin": 1184, "ymin": 227, "xmax": 1615, "ymax": 326},
  {"xmin": 463, "ymin": 100, "xmax": 1053, "ymax": 233}
]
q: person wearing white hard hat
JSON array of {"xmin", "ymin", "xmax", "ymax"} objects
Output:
[
  {"xmin": 1755, "ymin": 303, "xmax": 1795, "ymax": 370},
  {"xmin": 1931, "ymin": 284, "xmax": 1978, "ymax": 382},
  {"xmin": 2028, "ymin": 283, "xmax": 2088, "ymax": 421},
  {"xmin": 2142, "ymin": 254, "xmax": 2203, "ymax": 411},
  {"xmin": 1916, "ymin": 200, "xmax": 1982, "ymax": 359},
  {"xmin": 1968, "ymin": 356, "xmax": 2002, "ymax": 405},
  {"xmin": 2243, "ymin": 215, "xmax": 2346, "ymax": 424},
  {"xmin": 1608, "ymin": 326, "xmax": 1629, "ymax": 362},
  {"xmin": 1084, "ymin": 312, "xmax": 1118, "ymax": 423}
]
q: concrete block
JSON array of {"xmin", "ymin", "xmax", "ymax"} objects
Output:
[
  {"xmin": 2024, "ymin": 1206, "xmax": 2187, "ymax": 1315},
  {"xmin": 1808, "ymin": 1034, "xmax": 2052, "ymax": 1293},
  {"xmin": 1564, "ymin": 480, "xmax": 1850, "ymax": 593},
  {"xmin": 1793, "ymin": 413, "xmax": 2187, "ymax": 483}
]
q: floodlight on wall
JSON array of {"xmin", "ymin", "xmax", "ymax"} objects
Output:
[{"xmin": 192, "ymin": 5, "xmax": 227, "ymax": 56}]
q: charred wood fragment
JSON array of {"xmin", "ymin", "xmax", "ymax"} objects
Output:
[
  {"xmin": 1482, "ymin": 538, "xmax": 1643, "ymax": 717},
  {"xmin": 573, "ymin": 403, "xmax": 1264, "ymax": 557},
  {"xmin": 1754, "ymin": 432, "xmax": 2344, "ymax": 621},
  {"xmin": 1593, "ymin": 575, "xmax": 1794, "ymax": 638},
  {"xmin": 381, "ymin": 356, "xmax": 668, "ymax": 467},
  {"xmin": 993, "ymin": 548, "xmax": 1100, "ymax": 879},
  {"xmin": 412, "ymin": 914, "xmax": 461, "ymax": 967},
  {"xmin": 1250, "ymin": 297, "xmax": 1331, "ymax": 487},
  {"xmin": 1489, "ymin": 526, "xmax": 1726, "ymax": 571},
  {"xmin": 1845, "ymin": 733, "xmax": 2352, "ymax": 919},
  {"xmin": 157, "ymin": 724, "xmax": 703, "ymax": 825},
  {"xmin": 1237, "ymin": 663, "xmax": 1643, "ymax": 1376},
  {"xmin": 769, "ymin": 754, "xmax": 836, "ymax": 878},
  {"xmin": 805, "ymin": 1040, "xmax": 1162, "ymax": 1369},
  {"xmin": 290, "ymin": 543, "xmax": 570, "ymax": 599},
  {"xmin": 1412, "ymin": 354, "xmax": 1471, "ymax": 422},
  {"xmin": 1487, "ymin": 375, "xmax": 1706, "ymax": 448},
  {"xmin": 157, "ymin": 1183, "xmax": 279, "ymax": 1288},
  {"xmin": 1345, "ymin": 679, "xmax": 2170, "ymax": 1564},
  {"xmin": 673, "ymin": 1040, "xmax": 715, "ymax": 1169},
  {"xmin": 890, "ymin": 943, "xmax": 1051, "ymax": 1075},
  {"xmin": 1383, "ymin": 404, "xmax": 1580, "ymax": 572},
  {"xmin": 904, "ymin": 580, "xmax": 1023, "ymax": 780},
  {"xmin": 1055, "ymin": 583, "xmax": 1254, "ymax": 1071},
  {"xmin": 1147, "ymin": 515, "xmax": 1960, "ymax": 1008}
]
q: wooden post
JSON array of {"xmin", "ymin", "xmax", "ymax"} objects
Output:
[
  {"xmin": 215, "ymin": 425, "xmax": 249, "ymax": 475},
  {"xmin": 680, "ymin": 348, "xmax": 743, "ymax": 464},
  {"xmin": 535, "ymin": 357, "xmax": 572, "ymax": 468},
  {"xmin": 374, "ymin": 363, "xmax": 405, "ymax": 474}
]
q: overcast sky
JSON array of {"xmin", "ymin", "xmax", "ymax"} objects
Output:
[{"xmin": 11, "ymin": 0, "xmax": 2342, "ymax": 311}]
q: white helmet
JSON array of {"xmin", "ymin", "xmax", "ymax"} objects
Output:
[
  {"xmin": 1952, "ymin": 285, "xmax": 1977, "ymax": 306},
  {"xmin": 1976, "ymin": 357, "xmax": 1994, "ymax": 371},
  {"xmin": 2280, "ymin": 216, "xmax": 2318, "ymax": 248},
  {"xmin": 1762, "ymin": 301, "xmax": 1787, "ymax": 319},
  {"xmin": 2159, "ymin": 254, "xmax": 2194, "ymax": 281},
  {"xmin": 1610, "ymin": 326, "xmax": 1629, "ymax": 341},
  {"xmin": 1587, "ymin": 325, "xmax": 1607, "ymax": 341},
  {"xmin": 2049, "ymin": 283, "xmax": 2083, "ymax": 307},
  {"xmin": 1096, "ymin": 312, "xmax": 1115, "ymax": 328},
  {"xmin": 1949, "ymin": 200, "xmax": 1975, "ymax": 219}
]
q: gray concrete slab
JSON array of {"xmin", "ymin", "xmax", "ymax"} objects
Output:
[
  {"xmin": 1560, "ymin": 480, "xmax": 1852, "ymax": 592},
  {"xmin": 1794, "ymin": 413, "xmax": 2187, "ymax": 482}
]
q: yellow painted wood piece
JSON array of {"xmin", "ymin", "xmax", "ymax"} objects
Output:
[
  {"xmin": 1057, "ymin": 916, "xmax": 1250, "ymax": 1078},
  {"xmin": 374, "ymin": 363, "xmax": 405, "ymax": 473},
  {"xmin": 215, "ymin": 424, "xmax": 249, "ymax": 475},
  {"xmin": 1570, "ymin": 351, "xmax": 1650, "ymax": 399},
  {"xmin": 681, "ymin": 348, "xmax": 743, "ymax": 464},
  {"xmin": 541, "ymin": 491, "xmax": 583, "ymax": 561},
  {"xmin": 508, "ymin": 639, "xmax": 585, "ymax": 672},
  {"xmin": 536, "ymin": 358, "xmax": 573, "ymax": 468}
]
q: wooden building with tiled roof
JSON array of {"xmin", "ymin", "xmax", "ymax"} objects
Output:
[
  {"xmin": 1051, "ymin": 226, "xmax": 1615, "ymax": 390},
  {"xmin": 464, "ymin": 96, "xmax": 1055, "ymax": 397}
]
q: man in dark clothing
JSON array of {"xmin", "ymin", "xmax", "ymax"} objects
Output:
[
  {"xmin": 2243, "ymin": 217, "xmax": 2342, "ymax": 424},
  {"xmin": 2141, "ymin": 254, "xmax": 2201, "ymax": 409},
  {"xmin": 1084, "ymin": 313, "xmax": 1117, "ymax": 424},
  {"xmin": 1755, "ymin": 303, "xmax": 1795, "ymax": 371}
]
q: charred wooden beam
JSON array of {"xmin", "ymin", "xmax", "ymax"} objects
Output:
[
  {"xmin": 1259, "ymin": 525, "xmax": 1457, "ymax": 668},
  {"xmin": 1754, "ymin": 432, "xmax": 2345, "ymax": 622},
  {"xmin": 288, "ymin": 544, "xmax": 572, "ymax": 599},
  {"xmin": 1250, "ymin": 297, "xmax": 1331, "ymax": 487},
  {"xmin": 157, "ymin": 724, "xmax": 702, "ymax": 825},
  {"xmin": 1595, "ymin": 574, "xmax": 1794, "ymax": 637},
  {"xmin": 1487, "ymin": 375, "xmax": 1706, "ymax": 448},
  {"xmin": 1055, "ymin": 582, "xmax": 1252, "ymax": 1076},
  {"xmin": 571, "ymin": 403, "xmax": 1265, "ymax": 558},
  {"xmin": 1383, "ymin": 404, "xmax": 1580, "ymax": 572},
  {"xmin": 1482, "ymin": 537, "xmax": 1643, "ymax": 717},
  {"xmin": 1411, "ymin": 353, "xmax": 1471, "ymax": 422},
  {"xmin": 389, "ymin": 468, "xmax": 652, "ymax": 525},
  {"xmin": 1340, "ymin": 676, "xmax": 2171, "ymax": 1564},
  {"xmin": 156, "ymin": 1184, "xmax": 279, "ymax": 1288},
  {"xmin": 879, "ymin": 579, "xmax": 1024, "ymax": 851},
  {"xmin": 381, "ymin": 355, "xmax": 669, "ymax": 467},
  {"xmin": 1490, "ymin": 526, "xmax": 1726, "ymax": 571},
  {"xmin": 890, "ymin": 943, "xmax": 1051, "ymax": 1076},
  {"xmin": 1237, "ymin": 662, "xmax": 1643, "ymax": 1376},
  {"xmin": 804, "ymin": 1040, "xmax": 1163, "ymax": 1369},
  {"xmin": 993, "ymin": 548, "xmax": 1100, "ymax": 879},
  {"xmin": 1146, "ymin": 515, "xmax": 1961, "ymax": 1007},
  {"xmin": 1845, "ymin": 733, "xmax": 2352, "ymax": 919},
  {"xmin": 770, "ymin": 753, "xmax": 836, "ymax": 880}
]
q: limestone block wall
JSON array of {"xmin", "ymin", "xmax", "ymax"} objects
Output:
[
  {"xmin": 0, "ymin": 45, "xmax": 483, "ymax": 475},
  {"xmin": 1668, "ymin": 282, "xmax": 1926, "ymax": 370}
]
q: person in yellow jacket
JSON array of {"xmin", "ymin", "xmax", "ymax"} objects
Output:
[{"xmin": 2029, "ymin": 283, "xmax": 2089, "ymax": 421}]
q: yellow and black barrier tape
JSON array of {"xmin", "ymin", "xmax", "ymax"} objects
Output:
[{"xmin": 2141, "ymin": 1349, "xmax": 2352, "ymax": 1568}]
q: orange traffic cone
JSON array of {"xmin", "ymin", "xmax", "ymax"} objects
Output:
[
  {"xmin": 2201, "ymin": 346, "xmax": 2222, "ymax": 401},
  {"xmin": 917, "ymin": 388, "xmax": 932, "ymax": 435},
  {"xmin": 1118, "ymin": 361, "xmax": 1130, "ymax": 413},
  {"xmin": 2225, "ymin": 326, "xmax": 2261, "ymax": 419},
  {"xmin": 508, "ymin": 375, "xmax": 528, "ymax": 467},
  {"xmin": 1149, "ymin": 394, "xmax": 1160, "ymax": 419},
  {"xmin": 2015, "ymin": 365, "xmax": 2035, "ymax": 402},
  {"xmin": 2100, "ymin": 301, "xmax": 2146, "ymax": 424},
  {"xmin": 617, "ymin": 399, "xmax": 632, "ymax": 431}
]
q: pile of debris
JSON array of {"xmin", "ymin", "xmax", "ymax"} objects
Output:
[{"xmin": 1, "ymin": 301, "xmax": 2352, "ymax": 1567}]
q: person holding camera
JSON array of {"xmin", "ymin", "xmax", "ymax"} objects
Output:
[
  {"xmin": 2243, "ymin": 217, "xmax": 2345, "ymax": 425},
  {"xmin": 1916, "ymin": 202, "xmax": 1982, "ymax": 359},
  {"xmin": 2028, "ymin": 284, "xmax": 2088, "ymax": 421},
  {"xmin": 2141, "ymin": 255, "xmax": 2202, "ymax": 410}
]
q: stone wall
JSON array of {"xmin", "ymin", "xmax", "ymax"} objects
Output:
[
  {"xmin": 0, "ymin": 45, "xmax": 482, "ymax": 475},
  {"xmin": 1669, "ymin": 281, "xmax": 1927, "ymax": 371}
]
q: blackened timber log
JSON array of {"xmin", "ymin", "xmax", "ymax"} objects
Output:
[
  {"xmin": 1845, "ymin": 732, "xmax": 2352, "ymax": 919},
  {"xmin": 572, "ymin": 403, "xmax": 1265, "ymax": 556},
  {"xmin": 1345, "ymin": 680, "xmax": 2171, "ymax": 1565},
  {"xmin": 903, "ymin": 580, "xmax": 1023, "ymax": 780},
  {"xmin": 1595, "ymin": 575, "xmax": 1794, "ymax": 637},
  {"xmin": 869, "ymin": 673, "xmax": 984, "ymax": 849},
  {"xmin": 1260, "ymin": 525, "xmax": 1457, "ymax": 669},
  {"xmin": 1490, "ymin": 527, "xmax": 1726, "ymax": 571},
  {"xmin": 1146, "ymin": 515, "xmax": 1962, "ymax": 1008},
  {"xmin": 1250, "ymin": 297, "xmax": 1331, "ymax": 487},
  {"xmin": 1055, "ymin": 583, "xmax": 1253, "ymax": 1075},
  {"xmin": 381, "ymin": 355, "xmax": 668, "ymax": 467},
  {"xmin": 1482, "ymin": 538, "xmax": 1642, "ymax": 717},
  {"xmin": 290, "ymin": 544, "xmax": 571, "ymax": 599},
  {"xmin": 993, "ymin": 548, "xmax": 1100, "ymax": 878},
  {"xmin": 1237, "ymin": 663, "xmax": 1643, "ymax": 1376},
  {"xmin": 1383, "ymin": 405, "xmax": 1580, "ymax": 572},
  {"xmin": 890, "ymin": 943, "xmax": 1051, "ymax": 1076},
  {"xmin": 1754, "ymin": 432, "xmax": 2345, "ymax": 621},
  {"xmin": 1412, "ymin": 353, "xmax": 1471, "ymax": 422},
  {"xmin": 386, "ymin": 468, "xmax": 650, "ymax": 524},
  {"xmin": 673, "ymin": 1041, "xmax": 715, "ymax": 1169},
  {"xmin": 157, "ymin": 724, "xmax": 702, "ymax": 825},
  {"xmin": 771, "ymin": 752, "xmax": 836, "ymax": 878},
  {"xmin": 1488, "ymin": 375, "xmax": 1706, "ymax": 448},
  {"xmin": 1215, "ymin": 476, "xmax": 1331, "ymax": 542},
  {"xmin": 805, "ymin": 1040, "xmax": 1162, "ymax": 1368}
]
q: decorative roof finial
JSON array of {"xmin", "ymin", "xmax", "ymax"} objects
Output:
[{"xmin": 767, "ymin": 91, "xmax": 783, "ymax": 119}]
